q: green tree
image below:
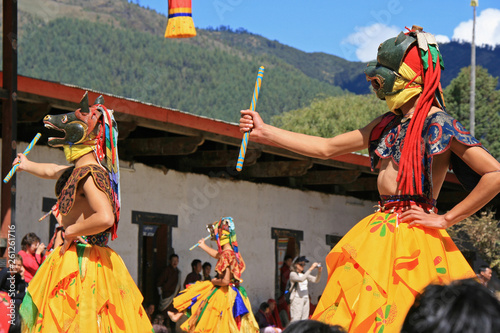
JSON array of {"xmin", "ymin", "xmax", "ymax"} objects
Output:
[
  {"xmin": 444, "ymin": 66, "xmax": 500, "ymax": 159},
  {"xmin": 448, "ymin": 209, "xmax": 500, "ymax": 276},
  {"xmin": 444, "ymin": 66, "xmax": 500, "ymax": 276}
]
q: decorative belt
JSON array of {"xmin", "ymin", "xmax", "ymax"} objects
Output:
[
  {"xmin": 377, "ymin": 195, "xmax": 437, "ymax": 214},
  {"xmin": 80, "ymin": 232, "xmax": 110, "ymax": 247}
]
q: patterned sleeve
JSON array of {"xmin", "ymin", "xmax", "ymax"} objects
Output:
[{"xmin": 425, "ymin": 112, "xmax": 481, "ymax": 156}]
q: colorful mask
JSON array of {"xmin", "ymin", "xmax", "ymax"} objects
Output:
[
  {"xmin": 364, "ymin": 26, "xmax": 444, "ymax": 113},
  {"xmin": 44, "ymin": 93, "xmax": 102, "ymax": 149},
  {"xmin": 209, "ymin": 217, "xmax": 241, "ymax": 263},
  {"xmin": 364, "ymin": 31, "xmax": 417, "ymax": 104}
]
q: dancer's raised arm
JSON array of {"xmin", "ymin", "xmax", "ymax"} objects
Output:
[
  {"xmin": 13, "ymin": 153, "xmax": 70, "ymax": 179},
  {"xmin": 239, "ymin": 109, "xmax": 383, "ymax": 159}
]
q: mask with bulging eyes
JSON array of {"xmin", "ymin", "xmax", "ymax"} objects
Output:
[
  {"xmin": 43, "ymin": 92, "xmax": 104, "ymax": 147},
  {"xmin": 364, "ymin": 31, "xmax": 417, "ymax": 100}
]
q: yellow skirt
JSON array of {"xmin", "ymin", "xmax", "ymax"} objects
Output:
[
  {"xmin": 19, "ymin": 243, "xmax": 153, "ymax": 332},
  {"xmin": 311, "ymin": 211, "xmax": 475, "ymax": 332},
  {"xmin": 173, "ymin": 280, "xmax": 259, "ymax": 333}
]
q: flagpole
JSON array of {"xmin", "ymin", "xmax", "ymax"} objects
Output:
[{"xmin": 470, "ymin": 0, "xmax": 478, "ymax": 136}]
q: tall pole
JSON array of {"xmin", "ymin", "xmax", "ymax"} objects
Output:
[
  {"xmin": 1, "ymin": 0, "xmax": 18, "ymax": 256},
  {"xmin": 470, "ymin": 1, "xmax": 477, "ymax": 136}
]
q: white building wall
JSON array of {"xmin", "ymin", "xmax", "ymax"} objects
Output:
[{"xmin": 8, "ymin": 141, "xmax": 376, "ymax": 308}]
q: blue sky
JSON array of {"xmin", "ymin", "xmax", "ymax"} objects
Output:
[{"xmin": 138, "ymin": 0, "xmax": 500, "ymax": 62}]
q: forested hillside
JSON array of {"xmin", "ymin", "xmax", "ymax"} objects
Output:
[{"xmin": 18, "ymin": 18, "xmax": 344, "ymax": 122}]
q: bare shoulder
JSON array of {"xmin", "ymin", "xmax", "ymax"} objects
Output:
[{"xmin": 428, "ymin": 106, "xmax": 443, "ymax": 116}]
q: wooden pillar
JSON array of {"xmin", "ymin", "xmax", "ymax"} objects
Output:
[{"xmin": 1, "ymin": 0, "xmax": 18, "ymax": 255}]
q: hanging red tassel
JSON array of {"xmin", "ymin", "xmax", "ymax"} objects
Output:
[
  {"xmin": 397, "ymin": 51, "xmax": 441, "ymax": 195},
  {"xmin": 165, "ymin": 0, "xmax": 196, "ymax": 38}
]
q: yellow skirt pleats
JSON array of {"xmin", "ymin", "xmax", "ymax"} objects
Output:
[
  {"xmin": 20, "ymin": 243, "xmax": 153, "ymax": 332},
  {"xmin": 173, "ymin": 280, "xmax": 259, "ymax": 332},
  {"xmin": 312, "ymin": 211, "xmax": 475, "ymax": 333}
]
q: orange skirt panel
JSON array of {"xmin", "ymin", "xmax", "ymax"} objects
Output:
[
  {"xmin": 312, "ymin": 211, "xmax": 475, "ymax": 332},
  {"xmin": 173, "ymin": 280, "xmax": 259, "ymax": 333},
  {"xmin": 20, "ymin": 243, "xmax": 153, "ymax": 332}
]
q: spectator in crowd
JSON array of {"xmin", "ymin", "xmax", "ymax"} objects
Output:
[
  {"xmin": 157, "ymin": 253, "xmax": 181, "ymax": 333},
  {"xmin": 278, "ymin": 255, "xmax": 294, "ymax": 326},
  {"xmin": 18, "ymin": 233, "xmax": 46, "ymax": 284},
  {"xmin": 152, "ymin": 313, "xmax": 168, "ymax": 333},
  {"xmin": 255, "ymin": 302, "xmax": 283, "ymax": 333},
  {"xmin": 0, "ymin": 254, "xmax": 26, "ymax": 332},
  {"xmin": 477, "ymin": 265, "xmax": 493, "ymax": 288},
  {"xmin": 280, "ymin": 255, "xmax": 293, "ymax": 295},
  {"xmin": 267, "ymin": 298, "xmax": 284, "ymax": 330},
  {"xmin": 183, "ymin": 259, "xmax": 202, "ymax": 288},
  {"xmin": 283, "ymin": 320, "xmax": 346, "ymax": 333},
  {"xmin": 0, "ymin": 254, "xmax": 27, "ymax": 333},
  {"xmin": 277, "ymin": 294, "xmax": 290, "ymax": 328},
  {"xmin": 202, "ymin": 261, "xmax": 212, "ymax": 281},
  {"xmin": 145, "ymin": 303, "xmax": 155, "ymax": 322},
  {"xmin": 402, "ymin": 278, "xmax": 500, "ymax": 333},
  {"xmin": 289, "ymin": 256, "xmax": 322, "ymax": 322}
]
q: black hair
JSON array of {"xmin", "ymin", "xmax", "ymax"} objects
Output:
[
  {"xmin": 259, "ymin": 302, "xmax": 270, "ymax": 312},
  {"xmin": 191, "ymin": 259, "xmax": 201, "ymax": 270},
  {"xmin": 283, "ymin": 320, "xmax": 346, "ymax": 333},
  {"xmin": 21, "ymin": 233, "xmax": 41, "ymax": 251},
  {"xmin": 401, "ymin": 278, "xmax": 500, "ymax": 333},
  {"xmin": 284, "ymin": 255, "xmax": 293, "ymax": 261},
  {"xmin": 15, "ymin": 254, "xmax": 23, "ymax": 264},
  {"xmin": 203, "ymin": 262, "xmax": 212, "ymax": 269},
  {"xmin": 478, "ymin": 265, "xmax": 491, "ymax": 274},
  {"xmin": 169, "ymin": 253, "xmax": 179, "ymax": 261}
]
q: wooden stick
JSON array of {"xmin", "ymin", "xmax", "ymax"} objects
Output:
[
  {"xmin": 236, "ymin": 66, "xmax": 265, "ymax": 171},
  {"xmin": 189, "ymin": 235, "xmax": 210, "ymax": 251},
  {"xmin": 3, "ymin": 133, "xmax": 42, "ymax": 183}
]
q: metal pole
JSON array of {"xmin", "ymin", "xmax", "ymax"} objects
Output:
[
  {"xmin": 1, "ymin": 0, "xmax": 18, "ymax": 256},
  {"xmin": 470, "ymin": 3, "xmax": 476, "ymax": 136}
]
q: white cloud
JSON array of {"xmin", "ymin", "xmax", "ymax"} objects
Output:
[
  {"xmin": 435, "ymin": 34, "xmax": 450, "ymax": 44},
  {"xmin": 342, "ymin": 23, "xmax": 400, "ymax": 62},
  {"xmin": 452, "ymin": 8, "xmax": 500, "ymax": 47}
]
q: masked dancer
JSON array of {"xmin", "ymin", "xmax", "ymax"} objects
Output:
[
  {"xmin": 168, "ymin": 217, "xmax": 259, "ymax": 332},
  {"xmin": 239, "ymin": 26, "xmax": 500, "ymax": 332},
  {"xmin": 17, "ymin": 93, "xmax": 152, "ymax": 332}
]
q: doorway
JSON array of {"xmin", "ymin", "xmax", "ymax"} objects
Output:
[
  {"xmin": 271, "ymin": 227, "xmax": 303, "ymax": 299},
  {"xmin": 132, "ymin": 211, "xmax": 178, "ymax": 308}
]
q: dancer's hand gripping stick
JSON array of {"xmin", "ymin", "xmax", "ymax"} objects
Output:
[
  {"xmin": 236, "ymin": 66, "xmax": 265, "ymax": 172},
  {"xmin": 3, "ymin": 133, "xmax": 42, "ymax": 183},
  {"xmin": 189, "ymin": 235, "xmax": 211, "ymax": 251}
]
